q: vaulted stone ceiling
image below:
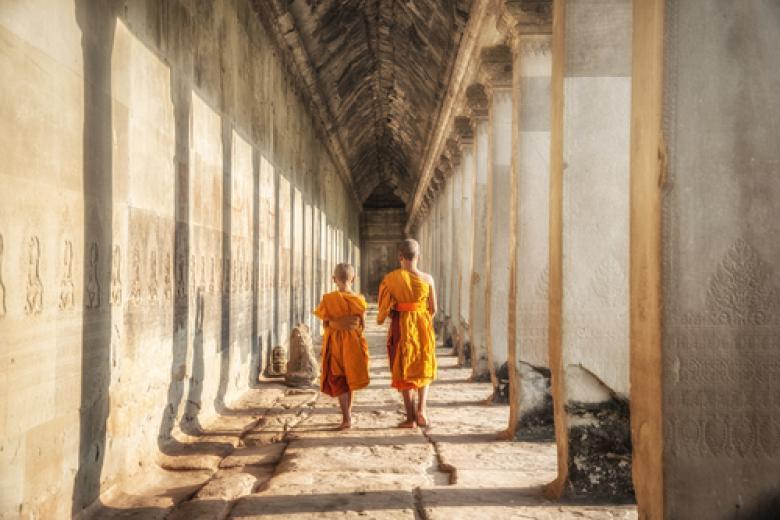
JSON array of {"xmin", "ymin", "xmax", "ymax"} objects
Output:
[{"xmin": 259, "ymin": 0, "xmax": 471, "ymax": 208}]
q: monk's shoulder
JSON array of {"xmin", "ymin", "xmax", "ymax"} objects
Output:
[{"xmin": 418, "ymin": 271, "xmax": 435, "ymax": 286}]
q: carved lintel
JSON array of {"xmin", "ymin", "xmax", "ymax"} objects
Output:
[
  {"xmin": 504, "ymin": 0, "xmax": 553, "ymax": 33},
  {"xmin": 479, "ymin": 45, "xmax": 513, "ymax": 88}
]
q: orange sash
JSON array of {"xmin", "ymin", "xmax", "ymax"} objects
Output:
[{"xmin": 395, "ymin": 302, "xmax": 426, "ymax": 312}]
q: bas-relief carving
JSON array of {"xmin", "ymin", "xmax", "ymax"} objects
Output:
[
  {"xmin": 111, "ymin": 246, "xmax": 122, "ymax": 306},
  {"xmin": 590, "ymin": 255, "xmax": 626, "ymax": 309},
  {"xmin": 163, "ymin": 251, "xmax": 172, "ymax": 302},
  {"xmin": 706, "ymin": 239, "xmax": 775, "ymax": 326},
  {"xmin": 0, "ymin": 234, "xmax": 6, "ymax": 317},
  {"xmin": 148, "ymin": 250, "xmax": 159, "ymax": 303},
  {"xmin": 86, "ymin": 241, "xmax": 100, "ymax": 309},
  {"xmin": 665, "ymin": 238, "xmax": 780, "ymax": 459},
  {"xmin": 131, "ymin": 248, "xmax": 142, "ymax": 304},
  {"xmin": 59, "ymin": 240, "xmax": 75, "ymax": 310},
  {"xmin": 25, "ymin": 236, "xmax": 44, "ymax": 315},
  {"xmin": 175, "ymin": 246, "xmax": 186, "ymax": 302}
]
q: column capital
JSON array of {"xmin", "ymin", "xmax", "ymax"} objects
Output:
[
  {"xmin": 479, "ymin": 45, "xmax": 513, "ymax": 88},
  {"xmin": 454, "ymin": 116, "xmax": 474, "ymax": 147},
  {"xmin": 466, "ymin": 83, "xmax": 489, "ymax": 119},
  {"xmin": 445, "ymin": 138, "xmax": 462, "ymax": 166}
]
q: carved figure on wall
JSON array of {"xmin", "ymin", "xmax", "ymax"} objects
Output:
[
  {"xmin": 223, "ymin": 256, "xmax": 230, "ymax": 296},
  {"xmin": 110, "ymin": 245, "xmax": 122, "ymax": 305},
  {"xmin": 163, "ymin": 251, "xmax": 172, "ymax": 302},
  {"xmin": 59, "ymin": 240, "xmax": 75, "ymax": 310},
  {"xmin": 175, "ymin": 248, "xmax": 186, "ymax": 301},
  {"xmin": 24, "ymin": 236, "xmax": 44, "ymax": 315},
  {"xmin": 85, "ymin": 241, "xmax": 100, "ymax": 309},
  {"xmin": 0, "ymin": 234, "xmax": 6, "ymax": 317},
  {"xmin": 130, "ymin": 247, "xmax": 142, "ymax": 303},
  {"xmin": 148, "ymin": 250, "xmax": 158, "ymax": 302}
]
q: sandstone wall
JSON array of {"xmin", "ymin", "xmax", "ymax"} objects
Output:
[{"xmin": 0, "ymin": 1, "xmax": 360, "ymax": 517}]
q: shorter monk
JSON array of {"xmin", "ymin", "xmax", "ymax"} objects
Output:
[
  {"xmin": 313, "ymin": 263, "xmax": 370, "ymax": 430},
  {"xmin": 377, "ymin": 239, "xmax": 437, "ymax": 428}
]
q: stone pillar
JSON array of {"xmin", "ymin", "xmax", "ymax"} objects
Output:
[
  {"xmin": 466, "ymin": 84, "xmax": 490, "ymax": 381},
  {"xmin": 631, "ymin": 0, "xmax": 780, "ymax": 517},
  {"xmin": 454, "ymin": 117, "xmax": 475, "ymax": 366},
  {"xmin": 505, "ymin": 18, "xmax": 554, "ymax": 439},
  {"xmin": 446, "ymin": 139, "xmax": 463, "ymax": 355},
  {"xmin": 438, "ymin": 159, "xmax": 453, "ymax": 340},
  {"xmin": 547, "ymin": 0, "xmax": 633, "ymax": 499},
  {"xmin": 481, "ymin": 46, "xmax": 513, "ymax": 402}
]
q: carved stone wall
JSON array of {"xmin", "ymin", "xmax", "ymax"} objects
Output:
[
  {"xmin": 0, "ymin": 2, "xmax": 360, "ymax": 517},
  {"xmin": 662, "ymin": 1, "xmax": 780, "ymax": 517}
]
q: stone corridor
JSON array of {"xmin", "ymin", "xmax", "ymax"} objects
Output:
[
  {"xmin": 3, "ymin": 0, "xmax": 780, "ymax": 518},
  {"xmin": 91, "ymin": 307, "xmax": 635, "ymax": 519}
]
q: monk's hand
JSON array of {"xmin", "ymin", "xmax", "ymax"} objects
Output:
[{"xmin": 330, "ymin": 315, "xmax": 361, "ymax": 331}]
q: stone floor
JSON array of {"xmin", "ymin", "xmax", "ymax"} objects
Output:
[{"xmin": 94, "ymin": 308, "xmax": 637, "ymax": 519}]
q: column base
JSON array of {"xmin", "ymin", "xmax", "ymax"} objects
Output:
[
  {"xmin": 490, "ymin": 362, "xmax": 510, "ymax": 404},
  {"xmin": 461, "ymin": 341, "xmax": 472, "ymax": 367},
  {"xmin": 514, "ymin": 362, "xmax": 554, "ymax": 441},
  {"xmin": 564, "ymin": 398, "xmax": 634, "ymax": 500}
]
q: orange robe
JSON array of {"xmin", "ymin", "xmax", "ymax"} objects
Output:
[
  {"xmin": 377, "ymin": 269, "xmax": 436, "ymax": 390},
  {"xmin": 313, "ymin": 291, "xmax": 370, "ymax": 396}
]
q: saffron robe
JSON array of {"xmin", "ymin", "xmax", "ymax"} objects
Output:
[
  {"xmin": 313, "ymin": 291, "xmax": 370, "ymax": 396},
  {"xmin": 377, "ymin": 269, "xmax": 437, "ymax": 390}
]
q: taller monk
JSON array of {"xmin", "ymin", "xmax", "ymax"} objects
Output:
[{"xmin": 377, "ymin": 238, "xmax": 437, "ymax": 428}]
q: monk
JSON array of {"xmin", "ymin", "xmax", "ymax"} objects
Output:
[
  {"xmin": 313, "ymin": 263, "xmax": 370, "ymax": 430},
  {"xmin": 377, "ymin": 238, "xmax": 437, "ymax": 428}
]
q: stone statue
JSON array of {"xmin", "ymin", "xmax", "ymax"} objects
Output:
[{"xmin": 284, "ymin": 323, "xmax": 319, "ymax": 387}]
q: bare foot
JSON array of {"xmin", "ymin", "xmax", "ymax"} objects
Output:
[
  {"xmin": 416, "ymin": 413, "xmax": 430, "ymax": 428},
  {"xmin": 397, "ymin": 419, "xmax": 416, "ymax": 428},
  {"xmin": 337, "ymin": 421, "xmax": 352, "ymax": 431}
]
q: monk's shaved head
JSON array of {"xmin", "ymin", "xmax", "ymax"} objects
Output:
[
  {"xmin": 333, "ymin": 262, "xmax": 355, "ymax": 283},
  {"xmin": 398, "ymin": 238, "xmax": 420, "ymax": 260}
]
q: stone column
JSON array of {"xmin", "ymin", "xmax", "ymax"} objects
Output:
[
  {"xmin": 481, "ymin": 46, "xmax": 514, "ymax": 401},
  {"xmin": 631, "ymin": 0, "xmax": 780, "ymax": 517},
  {"xmin": 466, "ymin": 84, "xmax": 490, "ymax": 381},
  {"xmin": 437, "ymin": 159, "xmax": 453, "ymax": 339},
  {"xmin": 547, "ymin": 0, "xmax": 633, "ymax": 499},
  {"xmin": 505, "ymin": 17, "xmax": 554, "ymax": 439},
  {"xmin": 446, "ymin": 139, "xmax": 462, "ymax": 354},
  {"xmin": 454, "ymin": 116, "xmax": 475, "ymax": 366}
]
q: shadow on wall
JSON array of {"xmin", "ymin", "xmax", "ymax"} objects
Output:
[{"xmin": 72, "ymin": 2, "xmax": 115, "ymax": 514}]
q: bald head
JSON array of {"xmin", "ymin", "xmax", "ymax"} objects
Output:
[{"xmin": 397, "ymin": 238, "xmax": 420, "ymax": 261}]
